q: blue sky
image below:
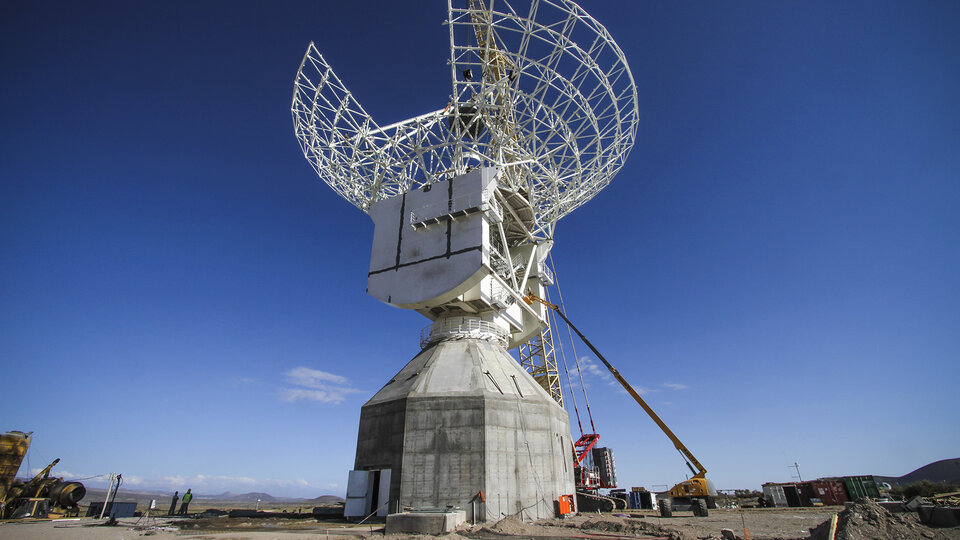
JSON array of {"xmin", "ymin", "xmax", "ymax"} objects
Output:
[{"xmin": 2, "ymin": 1, "xmax": 957, "ymax": 498}]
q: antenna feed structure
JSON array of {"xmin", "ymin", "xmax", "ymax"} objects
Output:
[{"xmin": 292, "ymin": 0, "xmax": 639, "ymax": 348}]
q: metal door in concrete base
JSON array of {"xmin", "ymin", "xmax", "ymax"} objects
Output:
[
  {"xmin": 375, "ymin": 469, "xmax": 391, "ymax": 516},
  {"xmin": 344, "ymin": 470, "xmax": 373, "ymax": 519},
  {"xmin": 344, "ymin": 469, "xmax": 392, "ymax": 519}
]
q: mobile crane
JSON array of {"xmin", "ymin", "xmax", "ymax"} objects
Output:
[{"xmin": 524, "ymin": 293, "xmax": 717, "ymax": 517}]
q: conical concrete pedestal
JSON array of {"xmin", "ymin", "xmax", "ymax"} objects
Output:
[{"xmin": 354, "ymin": 335, "xmax": 575, "ymax": 522}]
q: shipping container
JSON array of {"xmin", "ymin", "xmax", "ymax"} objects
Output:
[
  {"xmin": 839, "ymin": 476, "xmax": 881, "ymax": 500},
  {"xmin": 797, "ymin": 483, "xmax": 817, "ymax": 506},
  {"xmin": 629, "ymin": 488, "xmax": 657, "ymax": 510},
  {"xmin": 783, "ymin": 485, "xmax": 802, "ymax": 507},
  {"xmin": 762, "ymin": 483, "xmax": 788, "ymax": 508},
  {"xmin": 809, "ymin": 480, "xmax": 849, "ymax": 506}
]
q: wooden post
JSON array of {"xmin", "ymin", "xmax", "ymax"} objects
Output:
[
  {"xmin": 828, "ymin": 513, "xmax": 839, "ymax": 540},
  {"xmin": 99, "ymin": 473, "xmax": 115, "ymax": 519}
]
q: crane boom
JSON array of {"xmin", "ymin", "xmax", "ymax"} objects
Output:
[
  {"xmin": 467, "ymin": 0, "xmax": 513, "ymax": 83},
  {"xmin": 523, "ymin": 293, "xmax": 707, "ymax": 479}
]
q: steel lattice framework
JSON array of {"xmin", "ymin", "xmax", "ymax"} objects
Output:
[
  {"xmin": 292, "ymin": 0, "xmax": 638, "ymax": 238},
  {"xmin": 518, "ymin": 314, "xmax": 562, "ymax": 406}
]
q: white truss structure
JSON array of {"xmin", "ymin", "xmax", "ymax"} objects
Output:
[{"xmin": 292, "ymin": 0, "xmax": 638, "ymax": 238}]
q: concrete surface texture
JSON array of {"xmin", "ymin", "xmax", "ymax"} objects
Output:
[
  {"xmin": 385, "ymin": 510, "xmax": 466, "ymax": 535},
  {"xmin": 355, "ymin": 336, "xmax": 575, "ymax": 523}
]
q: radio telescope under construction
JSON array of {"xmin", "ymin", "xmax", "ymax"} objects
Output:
[{"xmin": 292, "ymin": 0, "xmax": 638, "ymax": 523}]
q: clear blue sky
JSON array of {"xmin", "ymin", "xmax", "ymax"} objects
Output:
[{"xmin": 2, "ymin": 1, "xmax": 957, "ymax": 498}]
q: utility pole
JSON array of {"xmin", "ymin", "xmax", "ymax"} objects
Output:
[
  {"xmin": 99, "ymin": 473, "xmax": 115, "ymax": 519},
  {"xmin": 791, "ymin": 462, "xmax": 803, "ymax": 482}
]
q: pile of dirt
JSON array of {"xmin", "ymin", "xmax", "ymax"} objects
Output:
[
  {"xmin": 377, "ymin": 534, "xmax": 471, "ymax": 540},
  {"xmin": 172, "ymin": 516, "xmax": 321, "ymax": 531},
  {"xmin": 478, "ymin": 515, "xmax": 545, "ymax": 536},
  {"xmin": 538, "ymin": 514, "xmax": 688, "ymax": 540},
  {"xmin": 808, "ymin": 499, "xmax": 958, "ymax": 540}
]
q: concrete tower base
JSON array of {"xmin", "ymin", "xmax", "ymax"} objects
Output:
[{"xmin": 353, "ymin": 334, "xmax": 575, "ymax": 522}]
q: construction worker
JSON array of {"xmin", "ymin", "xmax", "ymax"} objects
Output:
[
  {"xmin": 167, "ymin": 491, "xmax": 179, "ymax": 515},
  {"xmin": 178, "ymin": 489, "xmax": 193, "ymax": 515}
]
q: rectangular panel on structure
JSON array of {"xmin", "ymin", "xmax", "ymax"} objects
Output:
[
  {"xmin": 367, "ymin": 168, "xmax": 499, "ymax": 309},
  {"xmin": 345, "ymin": 470, "xmax": 374, "ymax": 518},
  {"xmin": 377, "ymin": 469, "xmax": 392, "ymax": 516}
]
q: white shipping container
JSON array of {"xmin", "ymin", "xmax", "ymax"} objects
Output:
[{"xmin": 763, "ymin": 484, "xmax": 788, "ymax": 508}]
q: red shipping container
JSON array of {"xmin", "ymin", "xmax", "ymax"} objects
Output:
[
  {"xmin": 810, "ymin": 480, "xmax": 849, "ymax": 506},
  {"xmin": 797, "ymin": 482, "xmax": 817, "ymax": 506}
]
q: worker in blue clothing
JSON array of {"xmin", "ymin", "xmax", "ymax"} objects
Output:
[{"xmin": 167, "ymin": 491, "xmax": 179, "ymax": 515}]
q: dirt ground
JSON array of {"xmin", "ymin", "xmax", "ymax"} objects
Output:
[
  {"xmin": 1, "ymin": 503, "xmax": 957, "ymax": 540},
  {"xmin": 468, "ymin": 509, "xmax": 838, "ymax": 540},
  {"xmin": 562, "ymin": 508, "xmax": 835, "ymax": 539}
]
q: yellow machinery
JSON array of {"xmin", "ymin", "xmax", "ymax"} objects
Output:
[
  {"xmin": 1, "ymin": 431, "xmax": 33, "ymax": 505},
  {"xmin": 524, "ymin": 294, "xmax": 717, "ymax": 516},
  {"xmin": 1, "ymin": 431, "xmax": 86, "ymax": 519}
]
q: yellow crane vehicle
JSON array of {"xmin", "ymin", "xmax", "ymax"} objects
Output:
[{"xmin": 524, "ymin": 293, "xmax": 717, "ymax": 517}]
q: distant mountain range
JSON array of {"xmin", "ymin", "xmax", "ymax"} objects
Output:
[
  {"xmin": 308, "ymin": 495, "xmax": 346, "ymax": 505},
  {"xmin": 196, "ymin": 491, "xmax": 278, "ymax": 502},
  {"xmin": 194, "ymin": 491, "xmax": 345, "ymax": 504},
  {"xmin": 81, "ymin": 487, "xmax": 344, "ymax": 505},
  {"xmin": 875, "ymin": 458, "xmax": 960, "ymax": 487}
]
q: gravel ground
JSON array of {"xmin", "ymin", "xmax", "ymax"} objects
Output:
[
  {"xmin": 600, "ymin": 507, "xmax": 837, "ymax": 539},
  {"xmin": 0, "ymin": 516, "xmax": 372, "ymax": 540},
  {"xmin": 1, "ymin": 505, "xmax": 957, "ymax": 540}
]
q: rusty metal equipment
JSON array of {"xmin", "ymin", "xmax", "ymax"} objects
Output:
[
  {"xmin": 1, "ymin": 430, "xmax": 86, "ymax": 519},
  {"xmin": 1, "ymin": 431, "xmax": 32, "ymax": 504}
]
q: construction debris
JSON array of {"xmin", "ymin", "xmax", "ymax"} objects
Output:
[
  {"xmin": 465, "ymin": 513, "xmax": 690, "ymax": 540},
  {"xmin": 930, "ymin": 491, "xmax": 960, "ymax": 507},
  {"xmin": 476, "ymin": 515, "xmax": 544, "ymax": 536},
  {"xmin": 808, "ymin": 498, "xmax": 959, "ymax": 540},
  {"xmin": 566, "ymin": 514, "xmax": 688, "ymax": 539}
]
